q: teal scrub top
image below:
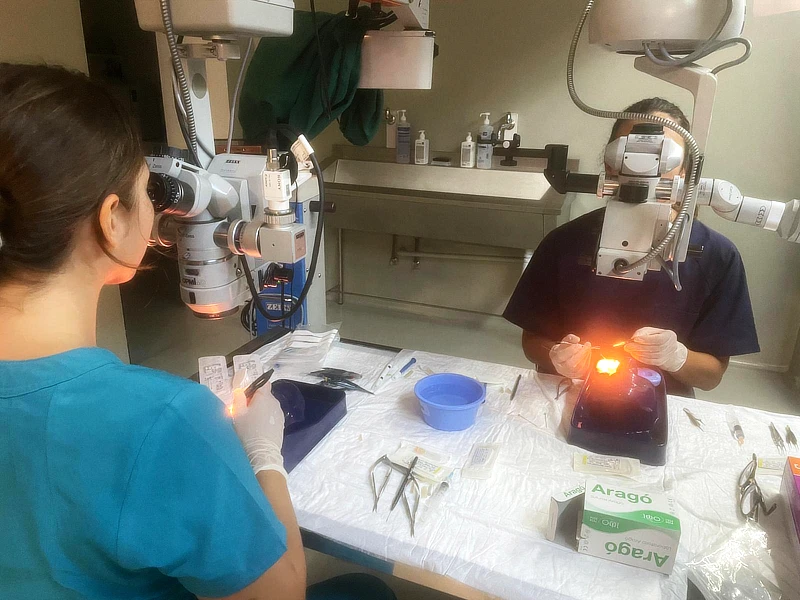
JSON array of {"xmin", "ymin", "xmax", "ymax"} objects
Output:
[{"xmin": 0, "ymin": 348, "xmax": 287, "ymax": 600}]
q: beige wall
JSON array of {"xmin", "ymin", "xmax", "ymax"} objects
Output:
[
  {"xmin": 0, "ymin": 0, "xmax": 88, "ymax": 71},
  {"xmin": 0, "ymin": 0, "xmax": 130, "ymax": 362},
  {"xmin": 295, "ymin": 0, "xmax": 800, "ymax": 370}
]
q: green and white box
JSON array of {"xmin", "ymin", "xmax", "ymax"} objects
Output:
[{"xmin": 578, "ymin": 479, "xmax": 681, "ymax": 575}]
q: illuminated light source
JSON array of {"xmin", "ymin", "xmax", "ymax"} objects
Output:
[{"xmin": 596, "ymin": 358, "xmax": 621, "ymax": 376}]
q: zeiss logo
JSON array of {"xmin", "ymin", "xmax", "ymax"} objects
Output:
[{"xmin": 225, "ymin": 159, "xmax": 241, "ymax": 164}]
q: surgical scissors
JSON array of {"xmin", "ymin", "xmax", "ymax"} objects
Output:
[
  {"xmin": 369, "ymin": 455, "xmax": 422, "ymax": 536},
  {"xmin": 370, "ymin": 455, "xmax": 394, "ymax": 512}
]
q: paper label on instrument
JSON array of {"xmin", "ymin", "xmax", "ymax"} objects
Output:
[
  {"xmin": 573, "ymin": 453, "xmax": 641, "ymax": 479},
  {"xmin": 198, "ymin": 356, "xmax": 231, "ymax": 403},
  {"xmin": 233, "ymin": 354, "xmax": 264, "ymax": 383},
  {"xmin": 758, "ymin": 457, "xmax": 786, "ymax": 475},
  {"xmin": 388, "ymin": 444, "xmax": 454, "ymax": 483}
]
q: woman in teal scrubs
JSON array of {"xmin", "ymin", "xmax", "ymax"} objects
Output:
[{"xmin": 0, "ymin": 64, "xmax": 394, "ymax": 600}]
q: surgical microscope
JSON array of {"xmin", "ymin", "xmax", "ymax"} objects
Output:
[
  {"xmin": 494, "ymin": 0, "xmax": 800, "ymax": 290},
  {"xmin": 136, "ymin": 0, "xmax": 800, "ymax": 334},
  {"xmin": 134, "ymin": 0, "xmax": 433, "ymax": 332}
]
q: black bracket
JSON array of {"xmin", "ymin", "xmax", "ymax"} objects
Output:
[
  {"xmin": 492, "ymin": 142, "xmax": 600, "ymax": 195},
  {"xmin": 310, "ymin": 200, "xmax": 336, "ymax": 214}
]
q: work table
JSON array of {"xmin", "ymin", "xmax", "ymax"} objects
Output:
[{"xmin": 247, "ymin": 331, "xmax": 800, "ymax": 600}]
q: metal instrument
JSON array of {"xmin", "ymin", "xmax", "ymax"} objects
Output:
[
  {"xmin": 310, "ymin": 368, "xmax": 362, "ymax": 380},
  {"xmin": 320, "ymin": 377, "xmax": 374, "ymax": 395},
  {"xmin": 786, "ymin": 425, "xmax": 798, "ymax": 452},
  {"xmin": 769, "ymin": 422, "xmax": 786, "ymax": 453},
  {"xmin": 391, "ymin": 456, "xmax": 419, "ymax": 511},
  {"xmin": 370, "ymin": 455, "xmax": 394, "ymax": 512},
  {"xmin": 682, "ymin": 407, "xmax": 704, "ymax": 431},
  {"xmin": 402, "ymin": 477, "xmax": 421, "ymax": 537},
  {"xmin": 369, "ymin": 454, "xmax": 422, "ymax": 537},
  {"xmin": 738, "ymin": 454, "xmax": 777, "ymax": 523},
  {"xmin": 243, "ymin": 368, "xmax": 275, "ymax": 403},
  {"xmin": 510, "ymin": 374, "xmax": 522, "ymax": 402}
]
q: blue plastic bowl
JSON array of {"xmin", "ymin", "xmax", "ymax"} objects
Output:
[{"xmin": 415, "ymin": 373, "xmax": 486, "ymax": 431}]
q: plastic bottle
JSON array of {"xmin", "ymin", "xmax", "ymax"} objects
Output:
[
  {"xmin": 476, "ymin": 112, "xmax": 494, "ymax": 170},
  {"xmin": 460, "ymin": 132, "xmax": 476, "ymax": 168},
  {"xmin": 386, "ymin": 110, "xmax": 397, "ymax": 149},
  {"xmin": 396, "ymin": 110, "xmax": 411, "ymax": 164},
  {"xmin": 414, "ymin": 130, "xmax": 430, "ymax": 165}
]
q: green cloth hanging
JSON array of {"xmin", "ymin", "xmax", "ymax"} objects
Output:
[{"xmin": 239, "ymin": 8, "xmax": 383, "ymax": 146}]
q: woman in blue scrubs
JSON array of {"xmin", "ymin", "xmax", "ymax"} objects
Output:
[{"xmin": 0, "ymin": 64, "xmax": 394, "ymax": 600}]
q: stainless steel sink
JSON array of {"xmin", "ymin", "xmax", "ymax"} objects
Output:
[
  {"xmin": 324, "ymin": 159, "xmax": 556, "ymax": 203},
  {"xmin": 320, "ymin": 154, "xmax": 569, "ymax": 249}
]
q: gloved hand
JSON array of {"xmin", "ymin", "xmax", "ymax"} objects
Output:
[
  {"xmin": 624, "ymin": 327, "xmax": 688, "ymax": 373},
  {"xmin": 549, "ymin": 334, "xmax": 593, "ymax": 380},
  {"xmin": 232, "ymin": 382, "xmax": 287, "ymax": 479}
]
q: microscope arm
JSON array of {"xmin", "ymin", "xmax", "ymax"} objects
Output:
[{"xmin": 697, "ymin": 178, "xmax": 800, "ymax": 242}]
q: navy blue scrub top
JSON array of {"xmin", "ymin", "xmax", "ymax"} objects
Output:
[
  {"xmin": 504, "ymin": 208, "xmax": 760, "ymax": 395},
  {"xmin": 0, "ymin": 348, "xmax": 287, "ymax": 600}
]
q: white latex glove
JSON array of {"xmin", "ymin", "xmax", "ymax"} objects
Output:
[
  {"xmin": 232, "ymin": 382, "xmax": 287, "ymax": 479},
  {"xmin": 624, "ymin": 327, "xmax": 688, "ymax": 373},
  {"xmin": 549, "ymin": 334, "xmax": 593, "ymax": 380}
]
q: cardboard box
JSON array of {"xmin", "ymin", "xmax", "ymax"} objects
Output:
[
  {"xmin": 547, "ymin": 483, "xmax": 585, "ymax": 548},
  {"xmin": 783, "ymin": 456, "xmax": 800, "ymax": 558},
  {"xmin": 578, "ymin": 479, "xmax": 681, "ymax": 575}
]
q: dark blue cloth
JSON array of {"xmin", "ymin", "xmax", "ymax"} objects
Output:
[
  {"xmin": 504, "ymin": 209, "xmax": 759, "ymax": 393},
  {"xmin": 0, "ymin": 348, "xmax": 286, "ymax": 600}
]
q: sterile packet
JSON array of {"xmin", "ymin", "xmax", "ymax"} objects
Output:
[
  {"xmin": 198, "ymin": 356, "xmax": 231, "ymax": 403},
  {"xmin": 272, "ymin": 328, "xmax": 339, "ymax": 372},
  {"xmin": 462, "ymin": 443, "xmax": 501, "ymax": 480},
  {"xmin": 573, "ymin": 452, "xmax": 641, "ymax": 479},
  {"xmin": 233, "ymin": 353, "xmax": 264, "ymax": 382}
]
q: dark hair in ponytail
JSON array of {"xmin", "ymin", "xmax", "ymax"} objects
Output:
[
  {"xmin": 608, "ymin": 97, "xmax": 691, "ymax": 144},
  {"xmin": 0, "ymin": 63, "xmax": 145, "ymax": 284}
]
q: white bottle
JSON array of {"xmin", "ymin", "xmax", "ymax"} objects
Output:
[
  {"xmin": 460, "ymin": 132, "xmax": 476, "ymax": 168},
  {"xmin": 414, "ymin": 130, "xmax": 430, "ymax": 165},
  {"xmin": 386, "ymin": 110, "xmax": 397, "ymax": 149},
  {"xmin": 396, "ymin": 109, "xmax": 412, "ymax": 164},
  {"xmin": 476, "ymin": 112, "xmax": 494, "ymax": 170}
]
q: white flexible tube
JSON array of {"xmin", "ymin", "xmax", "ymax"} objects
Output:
[{"xmin": 160, "ymin": 0, "xmax": 197, "ymax": 156}]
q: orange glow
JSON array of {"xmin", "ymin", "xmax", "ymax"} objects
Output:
[
  {"xmin": 596, "ymin": 358, "xmax": 621, "ymax": 376},
  {"xmin": 228, "ymin": 404, "xmax": 235, "ymax": 418}
]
